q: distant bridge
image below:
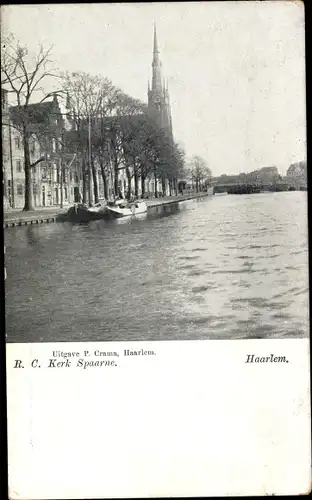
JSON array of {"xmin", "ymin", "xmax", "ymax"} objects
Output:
[{"xmin": 212, "ymin": 179, "xmax": 305, "ymax": 193}]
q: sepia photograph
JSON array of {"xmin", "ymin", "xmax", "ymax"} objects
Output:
[{"xmin": 3, "ymin": 2, "xmax": 308, "ymax": 344}]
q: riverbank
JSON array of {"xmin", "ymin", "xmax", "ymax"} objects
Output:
[{"xmin": 3, "ymin": 191, "xmax": 210, "ymax": 228}]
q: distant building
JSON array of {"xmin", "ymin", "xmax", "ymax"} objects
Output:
[
  {"xmin": 286, "ymin": 161, "xmax": 307, "ymax": 189},
  {"xmin": 2, "ymin": 89, "xmax": 11, "ymax": 209},
  {"xmin": 257, "ymin": 166, "xmax": 280, "ymax": 184},
  {"xmin": 2, "ymin": 88, "xmax": 34, "ymax": 209},
  {"xmin": 287, "ymin": 161, "xmax": 307, "ymax": 179},
  {"xmin": 2, "ymin": 93, "xmax": 79, "ymax": 209},
  {"xmin": 212, "ymin": 166, "xmax": 282, "ymax": 188},
  {"xmin": 10, "ymin": 95, "xmax": 71, "ymax": 208}
]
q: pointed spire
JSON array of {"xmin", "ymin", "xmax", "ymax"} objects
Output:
[
  {"xmin": 147, "ymin": 26, "xmax": 173, "ymax": 140},
  {"xmin": 151, "ymin": 22, "xmax": 162, "ymax": 92},
  {"xmin": 153, "ymin": 22, "xmax": 159, "ymax": 56}
]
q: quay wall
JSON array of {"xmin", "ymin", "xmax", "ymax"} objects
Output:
[{"xmin": 3, "ymin": 192, "xmax": 211, "ymax": 228}]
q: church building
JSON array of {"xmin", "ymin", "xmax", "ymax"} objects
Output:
[{"xmin": 148, "ymin": 24, "xmax": 173, "ymax": 143}]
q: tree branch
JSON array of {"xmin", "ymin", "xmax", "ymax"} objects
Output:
[{"xmin": 30, "ymin": 156, "xmax": 45, "ymax": 168}]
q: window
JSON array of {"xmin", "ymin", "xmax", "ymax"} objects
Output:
[
  {"xmin": 62, "ymin": 169, "xmax": 66, "ymax": 183},
  {"xmin": 16, "ymin": 160, "xmax": 22, "ymax": 172},
  {"xmin": 52, "ymin": 163, "xmax": 57, "ymax": 183},
  {"xmin": 70, "ymin": 172, "xmax": 73, "ymax": 182},
  {"xmin": 17, "ymin": 184, "xmax": 23, "ymax": 196},
  {"xmin": 41, "ymin": 167, "xmax": 48, "ymax": 180},
  {"xmin": 52, "ymin": 138, "xmax": 56, "ymax": 153},
  {"xmin": 30, "ymin": 140, "xmax": 36, "ymax": 155},
  {"xmin": 74, "ymin": 173, "xmax": 79, "ymax": 183},
  {"xmin": 14, "ymin": 137, "xmax": 21, "ymax": 149},
  {"xmin": 64, "ymin": 188, "xmax": 68, "ymax": 200}
]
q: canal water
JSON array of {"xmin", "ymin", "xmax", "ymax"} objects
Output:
[{"xmin": 5, "ymin": 191, "xmax": 309, "ymax": 342}]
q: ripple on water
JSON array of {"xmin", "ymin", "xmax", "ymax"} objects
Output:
[
  {"xmin": 178, "ymin": 264, "xmax": 197, "ymax": 270},
  {"xmin": 292, "ymin": 287, "xmax": 309, "ymax": 297},
  {"xmin": 188, "ymin": 269, "xmax": 203, "ymax": 276},
  {"xmin": 212, "ymin": 268, "xmax": 259, "ymax": 275},
  {"xmin": 230, "ymin": 296, "xmax": 292, "ymax": 311},
  {"xmin": 240, "ymin": 281, "xmax": 251, "ymax": 288},
  {"xmin": 271, "ymin": 287, "xmax": 301, "ymax": 299},
  {"xmin": 192, "ymin": 247, "xmax": 208, "ymax": 252},
  {"xmin": 191, "ymin": 285, "xmax": 211, "ymax": 293},
  {"xmin": 189, "ymin": 295, "xmax": 206, "ymax": 304},
  {"xmin": 188, "ymin": 316, "xmax": 218, "ymax": 326},
  {"xmin": 178, "ymin": 255, "xmax": 200, "ymax": 261},
  {"xmin": 271, "ymin": 312, "xmax": 291, "ymax": 320}
]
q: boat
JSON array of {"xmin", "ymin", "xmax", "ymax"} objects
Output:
[
  {"xmin": 66, "ymin": 200, "xmax": 108, "ymax": 222},
  {"xmin": 106, "ymin": 200, "xmax": 148, "ymax": 218}
]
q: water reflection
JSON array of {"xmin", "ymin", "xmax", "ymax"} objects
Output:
[{"xmin": 5, "ymin": 192, "xmax": 309, "ymax": 342}]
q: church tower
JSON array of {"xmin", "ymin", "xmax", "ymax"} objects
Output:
[{"xmin": 148, "ymin": 24, "xmax": 173, "ymax": 140}]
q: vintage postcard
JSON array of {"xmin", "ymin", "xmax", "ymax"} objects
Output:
[{"xmin": 3, "ymin": 1, "xmax": 310, "ymax": 498}]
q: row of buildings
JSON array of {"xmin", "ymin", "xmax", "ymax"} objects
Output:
[
  {"xmin": 2, "ymin": 26, "xmax": 174, "ymax": 210},
  {"xmin": 212, "ymin": 163, "xmax": 307, "ymax": 190}
]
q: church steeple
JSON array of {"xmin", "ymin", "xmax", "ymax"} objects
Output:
[
  {"xmin": 148, "ymin": 24, "xmax": 173, "ymax": 141},
  {"xmin": 153, "ymin": 23, "xmax": 159, "ymax": 56},
  {"xmin": 151, "ymin": 23, "xmax": 162, "ymax": 92}
]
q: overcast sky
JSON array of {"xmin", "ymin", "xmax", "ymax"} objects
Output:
[{"xmin": 2, "ymin": 2, "xmax": 306, "ymax": 175}]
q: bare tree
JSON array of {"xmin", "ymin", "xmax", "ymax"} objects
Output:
[
  {"xmin": 105, "ymin": 89, "xmax": 142, "ymax": 199},
  {"xmin": 142, "ymin": 121, "xmax": 186, "ymax": 198},
  {"xmin": 62, "ymin": 71, "xmax": 122, "ymax": 204},
  {"xmin": 167, "ymin": 142, "xmax": 186, "ymax": 195},
  {"xmin": 1, "ymin": 34, "xmax": 59, "ymax": 210},
  {"xmin": 93, "ymin": 88, "xmax": 133, "ymax": 201},
  {"xmin": 117, "ymin": 95, "xmax": 147, "ymax": 199},
  {"xmin": 188, "ymin": 155, "xmax": 212, "ymax": 192}
]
